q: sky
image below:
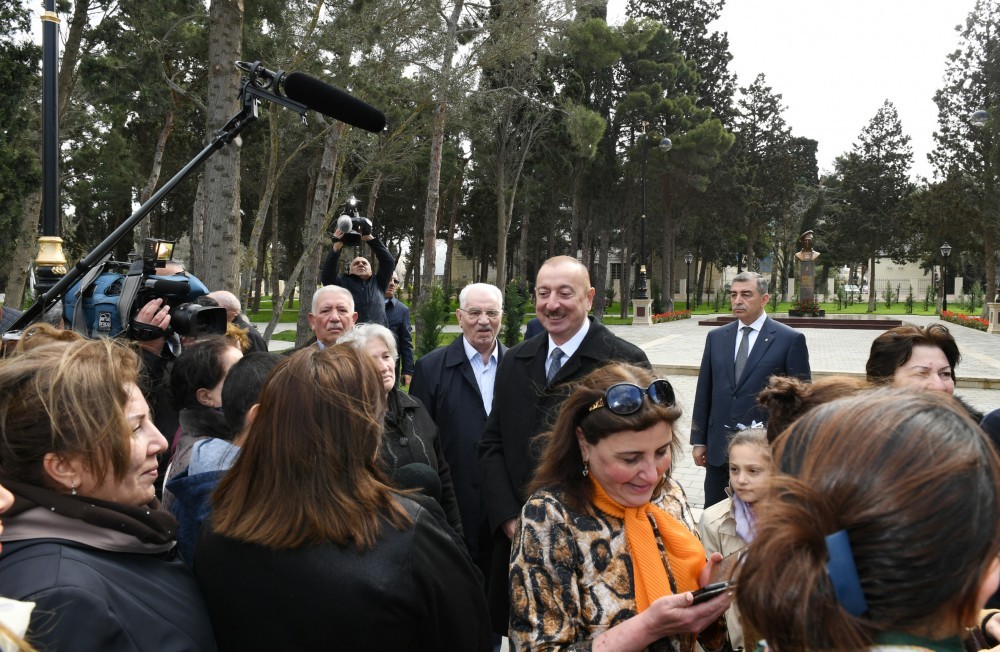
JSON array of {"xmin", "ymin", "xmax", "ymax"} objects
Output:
[{"xmin": 609, "ymin": 0, "xmax": 981, "ymax": 181}]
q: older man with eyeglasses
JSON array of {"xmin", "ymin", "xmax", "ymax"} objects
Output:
[
  {"xmin": 383, "ymin": 274, "xmax": 413, "ymax": 386},
  {"xmin": 410, "ymin": 282, "xmax": 507, "ymax": 625}
]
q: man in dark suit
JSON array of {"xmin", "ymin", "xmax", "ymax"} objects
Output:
[
  {"xmin": 691, "ymin": 271, "xmax": 811, "ymax": 508},
  {"xmin": 409, "ymin": 283, "xmax": 505, "ymax": 596},
  {"xmin": 478, "ymin": 256, "xmax": 649, "ymax": 634},
  {"xmin": 383, "ymin": 274, "xmax": 413, "ymax": 387}
]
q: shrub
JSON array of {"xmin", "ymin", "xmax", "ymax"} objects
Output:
[
  {"xmin": 501, "ymin": 278, "xmax": 531, "ymax": 348},
  {"xmin": 790, "ymin": 297, "xmax": 821, "ymax": 315},
  {"xmin": 415, "ymin": 284, "xmax": 449, "ymax": 356},
  {"xmin": 651, "ymin": 280, "xmax": 664, "ymax": 315},
  {"xmin": 905, "ymin": 285, "xmax": 914, "ymax": 315}
]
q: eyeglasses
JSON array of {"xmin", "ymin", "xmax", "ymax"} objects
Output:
[
  {"xmin": 389, "ymin": 278, "xmax": 399, "ymax": 285},
  {"xmin": 588, "ymin": 380, "xmax": 676, "ymax": 415},
  {"xmin": 459, "ymin": 308, "xmax": 502, "ymax": 319}
]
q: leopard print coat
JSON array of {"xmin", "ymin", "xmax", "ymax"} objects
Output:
[{"xmin": 509, "ymin": 478, "xmax": 729, "ymax": 652}]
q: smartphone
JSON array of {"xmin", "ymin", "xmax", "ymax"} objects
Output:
[
  {"xmin": 708, "ymin": 548, "xmax": 747, "ymax": 585},
  {"xmin": 690, "ymin": 581, "xmax": 732, "ymax": 604}
]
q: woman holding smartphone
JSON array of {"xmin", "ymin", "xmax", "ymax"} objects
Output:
[{"xmin": 509, "ymin": 363, "xmax": 731, "ymax": 652}]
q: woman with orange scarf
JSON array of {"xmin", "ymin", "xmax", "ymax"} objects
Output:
[{"xmin": 509, "ymin": 363, "xmax": 732, "ymax": 651}]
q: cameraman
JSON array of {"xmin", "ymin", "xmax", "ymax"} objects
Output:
[{"xmin": 320, "ymin": 228, "xmax": 394, "ymax": 327}]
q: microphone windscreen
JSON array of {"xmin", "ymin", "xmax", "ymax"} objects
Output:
[
  {"xmin": 336, "ymin": 215, "xmax": 354, "ymax": 233},
  {"xmin": 284, "ymin": 72, "xmax": 387, "ymax": 133},
  {"xmin": 392, "ymin": 463, "xmax": 442, "ymax": 503}
]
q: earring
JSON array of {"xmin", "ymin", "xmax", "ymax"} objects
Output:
[
  {"xmin": 582, "ymin": 460, "xmax": 589, "ymax": 477},
  {"xmin": 70, "ymin": 484, "xmax": 77, "ymax": 496}
]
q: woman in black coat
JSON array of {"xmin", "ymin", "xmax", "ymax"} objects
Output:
[
  {"xmin": 195, "ymin": 346, "xmax": 490, "ymax": 651},
  {"xmin": 0, "ymin": 339, "xmax": 216, "ymax": 651},
  {"xmin": 339, "ymin": 323, "xmax": 463, "ymax": 535}
]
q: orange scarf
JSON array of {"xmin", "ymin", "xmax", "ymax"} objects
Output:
[{"xmin": 590, "ymin": 476, "xmax": 706, "ymax": 611}]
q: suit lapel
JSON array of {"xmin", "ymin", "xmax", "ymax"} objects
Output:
[
  {"xmin": 736, "ymin": 317, "xmax": 777, "ymax": 389},
  {"xmin": 445, "ymin": 338, "xmax": 484, "ymax": 402}
]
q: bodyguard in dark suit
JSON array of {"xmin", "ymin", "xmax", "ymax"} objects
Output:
[
  {"xmin": 478, "ymin": 256, "xmax": 650, "ymax": 634},
  {"xmin": 409, "ymin": 283, "xmax": 506, "ymax": 589},
  {"xmin": 691, "ymin": 271, "xmax": 811, "ymax": 508},
  {"xmin": 383, "ymin": 274, "xmax": 414, "ymax": 386}
]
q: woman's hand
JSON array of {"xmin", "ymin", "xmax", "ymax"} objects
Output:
[
  {"xmin": 698, "ymin": 551, "xmax": 725, "ymax": 587},
  {"xmin": 592, "ymin": 591, "xmax": 731, "ymax": 652}
]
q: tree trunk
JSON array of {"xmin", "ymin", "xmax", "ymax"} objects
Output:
[
  {"xmin": 269, "ymin": 191, "xmax": 280, "ymax": 308},
  {"xmin": 570, "ymin": 166, "xmax": 583, "ymax": 256},
  {"xmin": 191, "ymin": 174, "xmax": 206, "ymax": 276},
  {"xmin": 494, "ymin": 162, "xmax": 509, "ymax": 286},
  {"xmin": 201, "ymin": 0, "xmax": 244, "ymax": 292},
  {"xmin": 867, "ymin": 255, "xmax": 877, "ymax": 313},
  {"xmin": 593, "ymin": 220, "xmax": 609, "ymax": 320},
  {"xmin": 134, "ymin": 109, "xmax": 175, "ymax": 252},
  {"xmin": 660, "ymin": 200, "xmax": 675, "ymax": 313},
  {"xmin": 983, "ymin": 229, "xmax": 996, "ymax": 317},
  {"xmin": 3, "ymin": 190, "xmax": 43, "ymax": 309}
]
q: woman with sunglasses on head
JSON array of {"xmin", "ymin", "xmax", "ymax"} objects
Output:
[{"xmin": 509, "ymin": 363, "xmax": 731, "ymax": 652}]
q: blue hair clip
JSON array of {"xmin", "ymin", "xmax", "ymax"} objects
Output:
[{"xmin": 825, "ymin": 529, "xmax": 868, "ymax": 617}]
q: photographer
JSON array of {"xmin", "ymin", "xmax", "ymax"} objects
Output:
[{"xmin": 320, "ymin": 227, "xmax": 394, "ymax": 327}]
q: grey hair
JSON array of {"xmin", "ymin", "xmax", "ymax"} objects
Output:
[
  {"xmin": 459, "ymin": 283, "xmax": 503, "ymax": 309},
  {"xmin": 732, "ymin": 271, "xmax": 768, "ymax": 296},
  {"xmin": 311, "ymin": 285, "xmax": 355, "ymax": 315},
  {"xmin": 337, "ymin": 322, "xmax": 398, "ymax": 361}
]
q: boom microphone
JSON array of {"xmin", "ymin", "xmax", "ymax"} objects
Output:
[{"xmin": 283, "ymin": 72, "xmax": 386, "ymax": 133}]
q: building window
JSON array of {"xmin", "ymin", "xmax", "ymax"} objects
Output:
[{"xmin": 610, "ymin": 263, "xmax": 622, "ymax": 280}]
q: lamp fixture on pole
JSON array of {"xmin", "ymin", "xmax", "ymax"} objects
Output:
[
  {"xmin": 940, "ymin": 242, "xmax": 952, "ymax": 312},
  {"xmin": 683, "ymin": 252, "xmax": 693, "ymax": 311}
]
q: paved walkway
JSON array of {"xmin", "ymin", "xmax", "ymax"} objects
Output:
[{"xmin": 255, "ymin": 314, "xmax": 1000, "ymax": 516}]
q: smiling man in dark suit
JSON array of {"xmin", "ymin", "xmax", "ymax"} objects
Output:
[
  {"xmin": 478, "ymin": 256, "xmax": 649, "ymax": 634},
  {"xmin": 691, "ymin": 271, "xmax": 811, "ymax": 508},
  {"xmin": 409, "ymin": 283, "xmax": 505, "ymax": 608}
]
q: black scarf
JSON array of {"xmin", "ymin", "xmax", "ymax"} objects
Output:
[{"xmin": 4, "ymin": 479, "xmax": 178, "ymax": 546}]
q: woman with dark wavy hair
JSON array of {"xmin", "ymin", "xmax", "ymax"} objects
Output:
[
  {"xmin": 510, "ymin": 363, "xmax": 731, "ymax": 651},
  {"xmin": 195, "ymin": 346, "xmax": 490, "ymax": 651},
  {"xmin": 737, "ymin": 389, "xmax": 1000, "ymax": 650}
]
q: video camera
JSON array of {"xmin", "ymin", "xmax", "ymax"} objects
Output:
[
  {"xmin": 335, "ymin": 195, "xmax": 373, "ymax": 246},
  {"xmin": 62, "ymin": 238, "xmax": 228, "ymax": 341}
]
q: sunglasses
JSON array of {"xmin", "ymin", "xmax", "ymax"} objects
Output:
[{"xmin": 587, "ymin": 380, "xmax": 676, "ymax": 415}]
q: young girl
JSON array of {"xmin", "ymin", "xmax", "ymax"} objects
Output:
[{"xmin": 698, "ymin": 428, "xmax": 772, "ymax": 649}]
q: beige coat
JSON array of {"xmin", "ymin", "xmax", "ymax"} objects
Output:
[{"xmin": 698, "ymin": 497, "xmax": 748, "ymax": 649}]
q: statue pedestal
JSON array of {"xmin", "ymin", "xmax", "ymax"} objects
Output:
[
  {"xmin": 631, "ymin": 298, "xmax": 653, "ymax": 326},
  {"xmin": 798, "ymin": 259, "xmax": 816, "ymax": 302}
]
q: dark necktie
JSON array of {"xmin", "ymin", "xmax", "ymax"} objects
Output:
[
  {"xmin": 546, "ymin": 347, "xmax": 564, "ymax": 385},
  {"xmin": 734, "ymin": 326, "xmax": 752, "ymax": 380}
]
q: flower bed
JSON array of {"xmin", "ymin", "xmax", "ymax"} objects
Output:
[
  {"xmin": 941, "ymin": 310, "xmax": 989, "ymax": 332},
  {"xmin": 652, "ymin": 310, "xmax": 692, "ymax": 323},
  {"xmin": 790, "ymin": 298, "xmax": 821, "ymax": 316}
]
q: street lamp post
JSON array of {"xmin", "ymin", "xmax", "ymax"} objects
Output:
[
  {"xmin": 941, "ymin": 242, "xmax": 952, "ymax": 313},
  {"xmin": 631, "ymin": 124, "xmax": 671, "ymax": 326},
  {"xmin": 683, "ymin": 252, "xmax": 693, "ymax": 311}
]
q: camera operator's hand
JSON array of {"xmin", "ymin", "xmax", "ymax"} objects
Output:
[
  {"xmin": 132, "ymin": 298, "xmax": 170, "ymax": 355},
  {"xmin": 333, "ymin": 229, "xmax": 345, "ymax": 252},
  {"xmin": 362, "ymin": 233, "xmax": 375, "ymax": 242}
]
